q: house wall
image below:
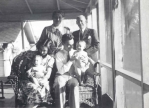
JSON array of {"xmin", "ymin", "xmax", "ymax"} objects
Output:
[{"xmin": 0, "ymin": 52, "xmax": 4, "ymax": 76}]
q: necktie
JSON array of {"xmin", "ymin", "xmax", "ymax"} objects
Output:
[
  {"xmin": 80, "ymin": 30, "xmax": 83, "ymax": 40},
  {"xmin": 67, "ymin": 52, "xmax": 70, "ymax": 62}
]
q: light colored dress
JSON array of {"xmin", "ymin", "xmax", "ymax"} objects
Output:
[{"xmin": 18, "ymin": 54, "xmax": 54, "ymax": 104}]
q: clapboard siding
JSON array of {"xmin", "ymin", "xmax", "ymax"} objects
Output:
[{"xmin": 0, "ymin": 52, "xmax": 4, "ymax": 76}]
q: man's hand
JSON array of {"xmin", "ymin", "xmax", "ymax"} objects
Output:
[{"xmin": 70, "ymin": 54, "xmax": 77, "ymax": 61}]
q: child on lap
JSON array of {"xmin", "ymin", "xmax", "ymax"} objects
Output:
[
  {"xmin": 73, "ymin": 40, "xmax": 95, "ymax": 86},
  {"xmin": 27, "ymin": 55, "xmax": 49, "ymax": 98}
]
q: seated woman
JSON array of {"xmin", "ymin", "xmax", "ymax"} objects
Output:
[{"xmin": 15, "ymin": 46, "xmax": 54, "ymax": 107}]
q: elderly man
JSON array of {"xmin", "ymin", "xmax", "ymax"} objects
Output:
[
  {"xmin": 73, "ymin": 15, "xmax": 99, "ymax": 60},
  {"xmin": 53, "ymin": 34, "xmax": 79, "ymax": 108},
  {"xmin": 73, "ymin": 15, "xmax": 100, "ymax": 82}
]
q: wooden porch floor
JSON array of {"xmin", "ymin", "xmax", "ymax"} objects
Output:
[
  {"xmin": 0, "ymin": 85, "xmax": 97, "ymax": 108},
  {"xmin": 0, "ymin": 79, "xmax": 111, "ymax": 108},
  {"xmin": 0, "ymin": 85, "xmax": 15, "ymax": 108}
]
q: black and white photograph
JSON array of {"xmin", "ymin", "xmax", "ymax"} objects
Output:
[{"xmin": 0, "ymin": 0, "xmax": 148, "ymax": 108}]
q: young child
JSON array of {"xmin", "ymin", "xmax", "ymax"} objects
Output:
[
  {"xmin": 27, "ymin": 55, "xmax": 49, "ymax": 98},
  {"xmin": 73, "ymin": 40, "xmax": 95, "ymax": 86}
]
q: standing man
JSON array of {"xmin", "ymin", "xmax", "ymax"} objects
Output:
[
  {"xmin": 72, "ymin": 15, "xmax": 99, "ymax": 61},
  {"xmin": 36, "ymin": 10, "xmax": 64, "ymax": 89},
  {"xmin": 73, "ymin": 15, "xmax": 100, "ymax": 81},
  {"xmin": 53, "ymin": 34, "xmax": 79, "ymax": 108},
  {"xmin": 36, "ymin": 10, "xmax": 64, "ymax": 55}
]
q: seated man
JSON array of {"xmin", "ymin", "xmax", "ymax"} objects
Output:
[{"xmin": 53, "ymin": 34, "xmax": 79, "ymax": 108}]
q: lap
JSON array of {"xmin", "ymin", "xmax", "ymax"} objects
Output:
[
  {"xmin": 54, "ymin": 74, "xmax": 79, "ymax": 88},
  {"xmin": 67, "ymin": 77, "xmax": 79, "ymax": 88},
  {"xmin": 20, "ymin": 80, "xmax": 51, "ymax": 104}
]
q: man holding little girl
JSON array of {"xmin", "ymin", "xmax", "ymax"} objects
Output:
[{"xmin": 52, "ymin": 14, "xmax": 99, "ymax": 108}]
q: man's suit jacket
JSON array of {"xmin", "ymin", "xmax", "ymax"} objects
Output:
[{"xmin": 73, "ymin": 28, "xmax": 99, "ymax": 58}]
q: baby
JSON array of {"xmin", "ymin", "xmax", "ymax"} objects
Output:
[
  {"xmin": 27, "ymin": 55, "xmax": 49, "ymax": 97},
  {"xmin": 73, "ymin": 40, "xmax": 95, "ymax": 86}
]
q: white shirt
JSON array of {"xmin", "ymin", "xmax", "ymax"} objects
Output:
[
  {"xmin": 80, "ymin": 27, "xmax": 86, "ymax": 34},
  {"xmin": 55, "ymin": 49, "xmax": 76, "ymax": 75}
]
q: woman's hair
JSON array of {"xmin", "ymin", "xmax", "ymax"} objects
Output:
[
  {"xmin": 62, "ymin": 33, "xmax": 74, "ymax": 44},
  {"xmin": 39, "ymin": 45, "xmax": 48, "ymax": 51}
]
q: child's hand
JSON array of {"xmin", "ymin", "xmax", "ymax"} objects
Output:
[{"xmin": 39, "ymin": 81, "xmax": 44, "ymax": 86}]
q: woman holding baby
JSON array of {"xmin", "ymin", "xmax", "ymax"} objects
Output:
[{"xmin": 19, "ymin": 46, "xmax": 54, "ymax": 108}]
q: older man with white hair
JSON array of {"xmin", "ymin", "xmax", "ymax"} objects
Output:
[
  {"xmin": 73, "ymin": 15, "xmax": 99, "ymax": 58},
  {"xmin": 73, "ymin": 15, "xmax": 100, "ymax": 81}
]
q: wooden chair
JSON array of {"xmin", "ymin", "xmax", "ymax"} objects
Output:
[{"xmin": 65, "ymin": 62, "xmax": 100, "ymax": 107}]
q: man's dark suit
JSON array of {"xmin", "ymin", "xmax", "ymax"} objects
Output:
[
  {"xmin": 72, "ymin": 28, "xmax": 99, "ymax": 57},
  {"xmin": 73, "ymin": 28, "xmax": 100, "ymax": 80}
]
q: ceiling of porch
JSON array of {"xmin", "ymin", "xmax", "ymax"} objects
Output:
[{"xmin": 0, "ymin": 0, "xmax": 97, "ymax": 21}]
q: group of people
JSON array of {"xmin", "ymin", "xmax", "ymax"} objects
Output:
[{"xmin": 18, "ymin": 10, "xmax": 99, "ymax": 108}]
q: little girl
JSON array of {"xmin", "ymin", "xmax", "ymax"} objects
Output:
[{"xmin": 73, "ymin": 40, "xmax": 95, "ymax": 85}]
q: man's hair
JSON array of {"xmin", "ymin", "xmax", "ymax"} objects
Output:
[
  {"xmin": 52, "ymin": 10, "xmax": 64, "ymax": 19},
  {"xmin": 64, "ymin": 27, "xmax": 70, "ymax": 31},
  {"xmin": 62, "ymin": 34, "xmax": 74, "ymax": 44},
  {"xmin": 76, "ymin": 15, "xmax": 87, "ymax": 20}
]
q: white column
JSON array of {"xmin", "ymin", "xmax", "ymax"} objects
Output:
[
  {"xmin": 3, "ymin": 44, "xmax": 12, "ymax": 76},
  {"xmin": 140, "ymin": 1, "xmax": 149, "ymax": 108}
]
